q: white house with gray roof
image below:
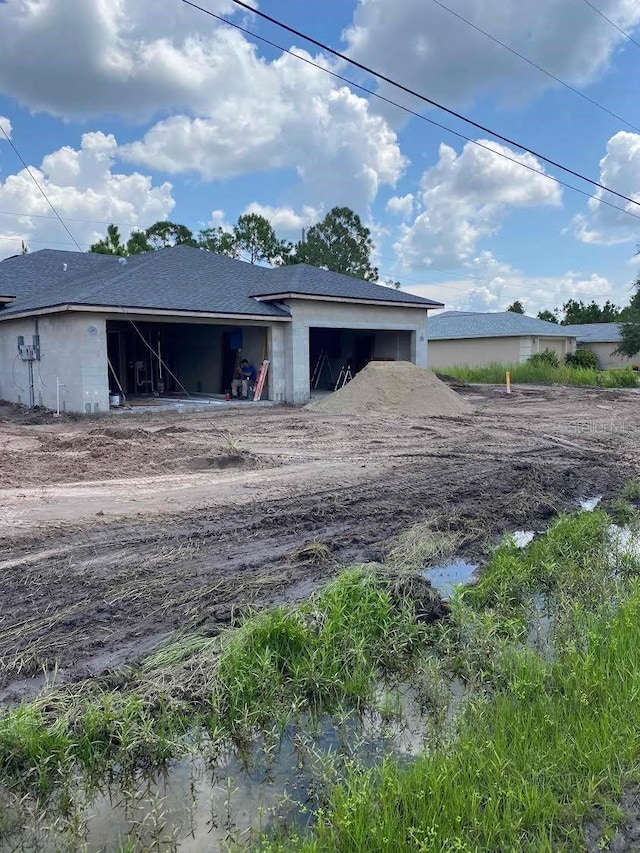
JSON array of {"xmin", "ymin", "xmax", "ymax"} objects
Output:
[
  {"xmin": 428, "ymin": 311, "xmax": 577, "ymax": 369},
  {"xmin": 0, "ymin": 246, "xmax": 443, "ymax": 412},
  {"xmin": 563, "ymin": 323, "xmax": 639, "ymax": 369}
]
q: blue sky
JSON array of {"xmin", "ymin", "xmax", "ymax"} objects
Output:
[{"xmin": 0, "ymin": 0, "xmax": 639, "ymax": 315}]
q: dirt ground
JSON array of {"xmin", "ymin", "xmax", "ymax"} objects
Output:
[{"xmin": 0, "ymin": 384, "xmax": 638, "ymax": 703}]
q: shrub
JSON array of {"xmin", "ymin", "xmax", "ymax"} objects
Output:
[
  {"xmin": 565, "ymin": 348, "xmax": 599, "ymax": 369},
  {"xmin": 528, "ymin": 348, "xmax": 559, "ymax": 368}
]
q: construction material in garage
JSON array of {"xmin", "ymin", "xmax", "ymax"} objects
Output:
[{"xmin": 306, "ymin": 361, "xmax": 473, "ymax": 417}]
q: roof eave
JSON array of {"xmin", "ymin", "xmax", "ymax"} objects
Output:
[
  {"xmin": 0, "ymin": 303, "xmax": 292, "ymax": 323},
  {"xmin": 251, "ymin": 291, "xmax": 443, "ymax": 310},
  {"xmin": 430, "ymin": 331, "xmax": 578, "ymax": 341}
]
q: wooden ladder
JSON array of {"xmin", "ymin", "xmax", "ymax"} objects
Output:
[{"xmin": 253, "ymin": 360, "xmax": 270, "ymax": 401}]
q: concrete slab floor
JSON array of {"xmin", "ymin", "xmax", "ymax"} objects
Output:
[{"xmin": 108, "ymin": 395, "xmax": 276, "ymax": 414}]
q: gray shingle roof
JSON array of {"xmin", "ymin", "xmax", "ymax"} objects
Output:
[
  {"xmin": 251, "ymin": 263, "xmax": 443, "ymax": 307},
  {"xmin": 0, "ymin": 247, "xmax": 288, "ymax": 318},
  {"xmin": 429, "ymin": 311, "xmax": 578, "ymax": 340},
  {"xmin": 563, "ymin": 323, "xmax": 623, "ymax": 343},
  {"xmin": 0, "ymin": 247, "xmax": 441, "ymax": 319}
]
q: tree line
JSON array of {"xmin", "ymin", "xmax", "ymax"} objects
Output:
[{"xmin": 89, "ymin": 207, "xmax": 379, "ymax": 282}]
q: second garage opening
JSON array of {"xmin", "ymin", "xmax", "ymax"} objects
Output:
[{"xmin": 309, "ymin": 327, "xmax": 413, "ymax": 391}]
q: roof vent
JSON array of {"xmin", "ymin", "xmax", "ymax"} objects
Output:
[
  {"xmin": 62, "ymin": 263, "xmax": 68, "ymax": 271},
  {"xmin": 118, "ymin": 257, "xmax": 127, "ymax": 264}
]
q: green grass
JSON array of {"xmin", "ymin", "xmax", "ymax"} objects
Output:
[
  {"xmin": 215, "ymin": 570, "xmax": 425, "ymax": 735},
  {"xmin": 4, "ymin": 508, "xmax": 640, "ymax": 851},
  {"xmin": 441, "ymin": 362, "xmax": 638, "ymax": 388},
  {"xmin": 268, "ymin": 592, "xmax": 640, "ymax": 852},
  {"xmin": 622, "ymin": 477, "xmax": 640, "ymax": 503},
  {"xmin": 0, "ymin": 690, "xmax": 192, "ymax": 795},
  {"xmin": 258, "ymin": 515, "xmax": 640, "ymax": 853},
  {"xmin": 461, "ymin": 509, "xmax": 613, "ymax": 614},
  {"xmin": 0, "ymin": 570, "xmax": 428, "ymax": 791}
]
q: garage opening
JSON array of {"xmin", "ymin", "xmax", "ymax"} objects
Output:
[
  {"xmin": 309, "ymin": 327, "xmax": 412, "ymax": 391},
  {"xmin": 106, "ymin": 320, "xmax": 267, "ymax": 400}
]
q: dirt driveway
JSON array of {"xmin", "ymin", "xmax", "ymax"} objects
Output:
[{"xmin": 0, "ymin": 385, "xmax": 638, "ymax": 702}]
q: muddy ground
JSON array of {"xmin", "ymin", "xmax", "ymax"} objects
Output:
[{"xmin": 0, "ymin": 385, "xmax": 638, "ymax": 703}]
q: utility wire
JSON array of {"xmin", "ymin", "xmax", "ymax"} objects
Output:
[
  {"xmin": 428, "ymin": 0, "xmax": 640, "ymax": 133},
  {"xmin": 180, "ymin": 0, "xmax": 640, "ymax": 225},
  {"xmin": 2, "ymin": 5, "xmax": 639, "ymax": 245},
  {"xmin": 0, "ymin": 69, "xmax": 620, "ymax": 308},
  {"xmin": 0, "ymin": 121, "xmax": 200, "ymax": 407},
  {"xmin": 578, "ymin": 0, "xmax": 640, "ymax": 50},
  {"xmin": 219, "ymin": 0, "xmax": 640, "ymax": 210}
]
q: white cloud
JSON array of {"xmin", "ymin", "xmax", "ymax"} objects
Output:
[
  {"xmin": 395, "ymin": 140, "xmax": 561, "ymax": 269},
  {"xmin": 0, "ymin": 3, "xmax": 405, "ymax": 212},
  {"xmin": 0, "ymin": 132, "xmax": 174, "ymax": 259},
  {"xmin": 0, "ymin": 0, "xmax": 256, "ymax": 120},
  {"xmin": 0, "ymin": 116, "xmax": 11, "ymax": 140},
  {"xmin": 207, "ymin": 209, "xmax": 232, "ymax": 231},
  {"xmin": 243, "ymin": 203, "xmax": 321, "ymax": 239},
  {"xmin": 121, "ymin": 48, "xmax": 405, "ymax": 210},
  {"xmin": 386, "ymin": 194, "xmax": 414, "ymax": 219},
  {"xmin": 405, "ymin": 253, "xmax": 617, "ymax": 316},
  {"xmin": 571, "ymin": 131, "xmax": 640, "ymax": 246},
  {"xmin": 344, "ymin": 0, "xmax": 640, "ymax": 112}
]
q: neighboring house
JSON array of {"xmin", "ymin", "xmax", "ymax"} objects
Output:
[
  {"xmin": 563, "ymin": 323, "xmax": 639, "ymax": 369},
  {"xmin": 0, "ymin": 246, "xmax": 443, "ymax": 412},
  {"xmin": 427, "ymin": 311, "xmax": 577, "ymax": 369}
]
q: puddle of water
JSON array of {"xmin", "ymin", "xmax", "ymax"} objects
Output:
[
  {"xmin": 610, "ymin": 525, "xmax": 640, "ymax": 560},
  {"xmin": 425, "ymin": 560, "xmax": 478, "ymax": 598},
  {"xmin": 512, "ymin": 530, "xmax": 535, "ymax": 549},
  {"xmin": 17, "ymin": 693, "xmax": 458, "ymax": 853},
  {"xmin": 580, "ymin": 496, "xmax": 603, "ymax": 511},
  {"xmin": 86, "ymin": 747, "xmax": 310, "ymax": 852},
  {"xmin": 526, "ymin": 593, "xmax": 555, "ymax": 659}
]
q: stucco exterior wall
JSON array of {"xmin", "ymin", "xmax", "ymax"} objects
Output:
[
  {"xmin": 428, "ymin": 336, "xmax": 522, "ymax": 369},
  {"xmin": 536, "ymin": 336, "xmax": 573, "ymax": 359},
  {"xmin": 0, "ymin": 312, "xmax": 109, "ymax": 413},
  {"xmin": 283, "ymin": 299, "xmax": 429, "ymax": 404},
  {"xmin": 428, "ymin": 334, "xmax": 576, "ymax": 369},
  {"xmin": 581, "ymin": 341, "xmax": 640, "ymax": 369}
]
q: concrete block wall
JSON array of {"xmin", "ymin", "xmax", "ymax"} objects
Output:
[
  {"xmin": 268, "ymin": 324, "xmax": 286, "ymax": 402},
  {"xmin": 284, "ymin": 299, "xmax": 429, "ymax": 404},
  {"xmin": 0, "ymin": 312, "xmax": 109, "ymax": 413}
]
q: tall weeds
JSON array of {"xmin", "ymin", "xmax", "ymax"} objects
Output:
[
  {"xmin": 442, "ymin": 362, "xmax": 638, "ymax": 387},
  {"xmin": 257, "ymin": 513, "xmax": 640, "ymax": 852}
]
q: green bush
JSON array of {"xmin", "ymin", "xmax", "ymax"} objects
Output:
[
  {"xmin": 528, "ymin": 348, "xmax": 560, "ymax": 368},
  {"xmin": 565, "ymin": 348, "xmax": 599, "ymax": 369}
]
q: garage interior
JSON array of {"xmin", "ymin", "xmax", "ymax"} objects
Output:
[
  {"xmin": 106, "ymin": 320, "xmax": 268, "ymax": 400},
  {"xmin": 309, "ymin": 326, "xmax": 412, "ymax": 391}
]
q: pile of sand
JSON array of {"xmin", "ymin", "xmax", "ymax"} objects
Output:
[{"xmin": 306, "ymin": 361, "xmax": 473, "ymax": 417}]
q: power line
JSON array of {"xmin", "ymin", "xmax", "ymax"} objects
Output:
[
  {"xmin": 0, "ymin": 121, "xmax": 203, "ymax": 406},
  {"xmin": 221, "ymin": 0, "xmax": 640, "ymax": 210},
  {"xmin": 578, "ymin": 0, "xmax": 640, "ymax": 51},
  {"xmin": 428, "ymin": 0, "xmax": 640, "ymax": 133},
  {"xmin": 1, "ymin": 6, "xmax": 638, "ymax": 251},
  {"xmin": 180, "ymin": 1, "xmax": 640, "ymax": 226},
  {"xmin": 0, "ymin": 75, "xmax": 621, "ymax": 309}
]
